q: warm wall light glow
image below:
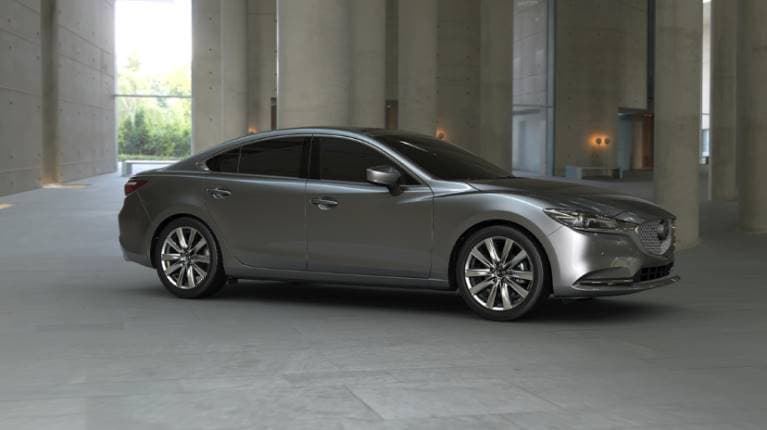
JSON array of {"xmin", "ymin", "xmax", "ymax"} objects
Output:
[
  {"xmin": 42, "ymin": 183, "xmax": 90, "ymax": 190},
  {"xmin": 435, "ymin": 128, "xmax": 447, "ymax": 141},
  {"xmin": 588, "ymin": 132, "xmax": 611, "ymax": 148},
  {"xmin": 248, "ymin": 127, "xmax": 259, "ymax": 134}
]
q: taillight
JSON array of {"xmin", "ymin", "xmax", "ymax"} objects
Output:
[{"xmin": 124, "ymin": 178, "xmax": 148, "ymax": 196}]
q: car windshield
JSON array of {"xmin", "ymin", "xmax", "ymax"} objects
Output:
[{"xmin": 377, "ymin": 134, "xmax": 512, "ymax": 181}]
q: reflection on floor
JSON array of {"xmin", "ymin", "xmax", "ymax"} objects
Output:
[{"xmin": 0, "ymin": 172, "xmax": 765, "ymax": 429}]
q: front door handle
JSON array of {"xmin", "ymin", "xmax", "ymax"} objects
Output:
[
  {"xmin": 206, "ymin": 188, "xmax": 232, "ymax": 199},
  {"xmin": 311, "ymin": 196, "xmax": 339, "ymax": 210}
]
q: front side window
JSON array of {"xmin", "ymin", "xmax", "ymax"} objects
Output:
[
  {"xmin": 377, "ymin": 134, "xmax": 511, "ymax": 181},
  {"xmin": 238, "ymin": 137, "xmax": 308, "ymax": 178},
  {"xmin": 312, "ymin": 137, "xmax": 416, "ymax": 184}
]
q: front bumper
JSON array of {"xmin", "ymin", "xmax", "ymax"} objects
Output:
[
  {"xmin": 570, "ymin": 274, "xmax": 679, "ymax": 296},
  {"xmin": 545, "ymin": 225, "xmax": 678, "ymax": 298}
]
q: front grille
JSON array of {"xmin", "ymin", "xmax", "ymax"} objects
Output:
[
  {"xmin": 637, "ymin": 219, "xmax": 673, "ymax": 255},
  {"xmin": 635, "ymin": 263, "xmax": 673, "ymax": 282}
]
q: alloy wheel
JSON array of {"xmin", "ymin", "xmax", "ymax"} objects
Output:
[
  {"xmin": 160, "ymin": 226, "xmax": 211, "ymax": 290},
  {"xmin": 463, "ymin": 236, "xmax": 534, "ymax": 311}
]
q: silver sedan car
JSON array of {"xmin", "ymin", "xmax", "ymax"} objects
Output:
[{"xmin": 119, "ymin": 127, "xmax": 679, "ymax": 320}]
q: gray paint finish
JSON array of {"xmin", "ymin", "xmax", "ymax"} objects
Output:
[
  {"xmin": 1, "ymin": 171, "xmax": 766, "ymax": 428},
  {"xmin": 120, "ymin": 127, "xmax": 678, "ymax": 300}
]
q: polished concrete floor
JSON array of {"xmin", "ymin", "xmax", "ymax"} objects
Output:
[{"xmin": 0, "ymin": 172, "xmax": 765, "ymax": 429}]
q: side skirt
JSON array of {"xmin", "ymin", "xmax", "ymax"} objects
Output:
[{"xmin": 225, "ymin": 265, "xmax": 451, "ymax": 290}]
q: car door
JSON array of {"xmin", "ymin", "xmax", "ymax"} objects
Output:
[
  {"xmin": 204, "ymin": 135, "xmax": 309, "ymax": 270},
  {"xmin": 305, "ymin": 135, "xmax": 434, "ymax": 278}
]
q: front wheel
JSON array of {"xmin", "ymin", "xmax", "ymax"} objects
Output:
[
  {"xmin": 154, "ymin": 217, "xmax": 227, "ymax": 298},
  {"xmin": 455, "ymin": 225, "xmax": 549, "ymax": 321}
]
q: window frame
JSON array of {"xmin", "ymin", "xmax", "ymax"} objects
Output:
[{"xmin": 308, "ymin": 134, "xmax": 425, "ymax": 187}]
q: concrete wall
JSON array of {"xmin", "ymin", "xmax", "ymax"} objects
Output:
[
  {"xmin": 0, "ymin": 0, "xmax": 43, "ymax": 195},
  {"xmin": 479, "ymin": 0, "xmax": 514, "ymax": 171},
  {"xmin": 436, "ymin": 0, "xmax": 480, "ymax": 151},
  {"xmin": 616, "ymin": 0, "xmax": 647, "ymax": 110},
  {"xmin": 385, "ymin": 0, "xmax": 398, "ymax": 101},
  {"xmin": 247, "ymin": 0, "xmax": 275, "ymax": 133},
  {"xmin": 554, "ymin": 0, "xmax": 647, "ymax": 175},
  {"xmin": 192, "ymin": 0, "xmax": 248, "ymax": 153},
  {"xmin": 54, "ymin": 0, "xmax": 116, "ymax": 182},
  {"xmin": 0, "ymin": 0, "xmax": 116, "ymax": 197}
]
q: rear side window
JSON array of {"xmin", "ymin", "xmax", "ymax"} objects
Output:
[
  {"xmin": 311, "ymin": 137, "xmax": 418, "ymax": 184},
  {"xmin": 238, "ymin": 137, "xmax": 309, "ymax": 178},
  {"xmin": 206, "ymin": 148, "xmax": 240, "ymax": 173}
]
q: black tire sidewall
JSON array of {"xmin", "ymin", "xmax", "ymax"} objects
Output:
[
  {"xmin": 455, "ymin": 226, "xmax": 549, "ymax": 321},
  {"xmin": 154, "ymin": 217, "xmax": 226, "ymax": 299}
]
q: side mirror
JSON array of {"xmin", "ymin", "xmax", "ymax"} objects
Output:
[{"xmin": 366, "ymin": 165, "xmax": 402, "ymax": 194}]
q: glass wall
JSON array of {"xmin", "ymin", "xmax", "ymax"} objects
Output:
[
  {"xmin": 701, "ymin": 0, "xmax": 711, "ymax": 163},
  {"xmin": 512, "ymin": 0, "xmax": 554, "ymax": 176},
  {"xmin": 115, "ymin": 0, "xmax": 192, "ymax": 161}
]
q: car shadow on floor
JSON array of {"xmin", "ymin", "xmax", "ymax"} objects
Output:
[
  {"xmin": 120, "ymin": 280, "xmax": 677, "ymax": 322},
  {"xmin": 199, "ymin": 281, "xmax": 677, "ymax": 323}
]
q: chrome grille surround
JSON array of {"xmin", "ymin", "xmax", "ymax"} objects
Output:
[{"xmin": 636, "ymin": 219, "xmax": 673, "ymax": 255}]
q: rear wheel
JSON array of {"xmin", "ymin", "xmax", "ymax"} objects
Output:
[
  {"xmin": 455, "ymin": 226, "xmax": 549, "ymax": 321},
  {"xmin": 154, "ymin": 217, "xmax": 226, "ymax": 298}
]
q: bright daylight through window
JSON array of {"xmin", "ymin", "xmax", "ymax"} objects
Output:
[{"xmin": 115, "ymin": 0, "xmax": 192, "ymax": 162}]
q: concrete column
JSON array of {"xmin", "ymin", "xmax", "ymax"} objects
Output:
[
  {"xmin": 398, "ymin": 0, "xmax": 437, "ymax": 135},
  {"xmin": 277, "ymin": 0, "xmax": 350, "ymax": 128},
  {"xmin": 192, "ymin": 0, "xmax": 248, "ymax": 153},
  {"xmin": 737, "ymin": 0, "xmax": 767, "ymax": 232},
  {"xmin": 247, "ymin": 0, "xmax": 276, "ymax": 133},
  {"xmin": 221, "ymin": 1, "xmax": 249, "ymax": 139},
  {"xmin": 349, "ymin": 0, "xmax": 386, "ymax": 127},
  {"xmin": 710, "ymin": 0, "xmax": 738, "ymax": 201},
  {"xmin": 41, "ymin": 0, "xmax": 59, "ymax": 185},
  {"xmin": 479, "ymin": 0, "xmax": 513, "ymax": 170},
  {"xmin": 654, "ymin": 0, "xmax": 702, "ymax": 248}
]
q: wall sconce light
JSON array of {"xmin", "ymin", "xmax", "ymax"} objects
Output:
[
  {"xmin": 590, "ymin": 134, "xmax": 611, "ymax": 148},
  {"xmin": 248, "ymin": 127, "xmax": 258, "ymax": 134},
  {"xmin": 435, "ymin": 128, "xmax": 447, "ymax": 141}
]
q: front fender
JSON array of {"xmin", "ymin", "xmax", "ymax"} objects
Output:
[{"xmin": 431, "ymin": 192, "xmax": 563, "ymax": 285}]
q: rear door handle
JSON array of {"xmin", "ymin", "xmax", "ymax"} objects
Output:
[
  {"xmin": 207, "ymin": 188, "xmax": 232, "ymax": 199},
  {"xmin": 311, "ymin": 196, "xmax": 339, "ymax": 210}
]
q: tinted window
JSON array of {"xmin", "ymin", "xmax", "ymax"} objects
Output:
[
  {"xmin": 238, "ymin": 137, "xmax": 307, "ymax": 178},
  {"xmin": 377, "ymin": 134, "xmax": 511, "ymax": 180},
  {"xmin": 207, "ymin": 148, "xmax": 240, "ymax": 173},
  {"xmin": 313, "ymin": 137, "xmax": 415, "ymax": 184}
]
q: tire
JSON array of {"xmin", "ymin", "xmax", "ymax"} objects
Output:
[
  {"xmin": 455, "ymin": 225, "xmax": 550, "ymax": 321},
  {"xmin": 154, "ymin": 217, "xmax": 227, "ymax": 299}
]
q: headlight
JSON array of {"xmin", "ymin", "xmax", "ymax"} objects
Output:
[{"xmin": 543, "ymin": 208, "xmax": 637, "ymax": 233}]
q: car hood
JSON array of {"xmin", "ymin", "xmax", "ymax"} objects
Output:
[{"xmin": 467, "ymin": 178, "xmax": 674, "ymax": 223}]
